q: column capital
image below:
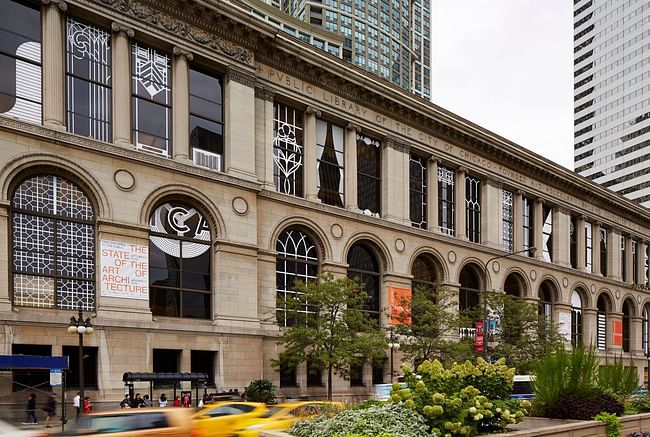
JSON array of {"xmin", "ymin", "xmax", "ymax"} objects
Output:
[
  {"xmin": 42, "ymin": 0, "xmax": 67, "ymax": 11},
  {"xmin": 226, "ymin": 66, "xmax": 256, "ymax": 88},
  {"xmin": 172, "ymin": 46, "xmax": 194, "ymax": 61},
  {"xmin": 429, "ymin": 156, "xmax": 439, "ymax": 164},
  {"xmin": 346, "ymin": 122, "xmax": 361, "ymax": 132},
  {"xmin": 254, "ymin": 86, "xmax": 275, "ymax": 101},
  {"xmin": 457, "ymin": 166, "xmax": 467, "ymax": 174},
  {"xmin": 111, "ymin": 22, "xmax": 135, "ymax": 38},
  {"xmin": 305, "ymin": 106, "xmax": 321, "ymax": 117},
  {"xmin": 383, "ymin": 136, "xmax": 409, "ymax": 153}
]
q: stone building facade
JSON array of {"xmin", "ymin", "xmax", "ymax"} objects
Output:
[{"xmin": 0, "ymin": 0, "xmax": 649, "ymax": 402}]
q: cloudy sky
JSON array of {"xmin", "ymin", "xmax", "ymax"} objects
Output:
[{"xmin": 431, "ymin": 1, "xmax": 574, "ymax": 169}]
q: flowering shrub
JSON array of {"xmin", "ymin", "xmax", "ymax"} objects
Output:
[
  {"xmin": 389, "ymin": 358, "xmax": 529, "ymax": 436},
  {"xmin": 289, "ymin": 402, "xmax": 428, "ymax": 437}
]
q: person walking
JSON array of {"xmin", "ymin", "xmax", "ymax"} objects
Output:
[
  {"xmin": 82, "ymin": 396, "xmax": 92, "ymax": 414},
  {"xmin": 23, "ymin": 392, "xmax": 37, "ymax": 425},
  {"xmin": 72, "ymin": 392, "xmax": 81, "ymax": 419},
  {"xmin": 43, "ymin": 392, "xmax": 57, "ymax": 428}
]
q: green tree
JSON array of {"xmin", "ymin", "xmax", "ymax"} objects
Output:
[{"xmin": 274, "ymin": 274, "xmax": 387, "ymax": 400}]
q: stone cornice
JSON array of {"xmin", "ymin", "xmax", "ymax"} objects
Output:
[
  {"xmin": 383, "ymin": 136, "xmax": 409, "ymax": 153},
  {"xmin": 227, "ymin": 66, "xmax": 256, "ymax": 88},
  {"xmin": 254, "ymin": 86, "xmax": 275, "ymax": 101}
]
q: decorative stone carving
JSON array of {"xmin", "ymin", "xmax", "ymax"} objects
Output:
[
  {"xmin": 227, "ymin": 67, "xmax": 256, "ymax": 88},
  {"xmin": 394, "ymin": 238, "xmax": 405, "ymax": 252},
  {"xmin": 232, "ymin": 197, "xmax": 249, "ymax": 215},
  {"xmin": 383, "ymin": 136, "xmax": 409, "ymax": 153},
  {"xmin": 330, "ymin": 223, "xmax": 343, "ymax": 239},
  {"xmin": 305, "ymin": 106, "xmax": 321, "ymax": 117},
  {"xmin": 111, "ymin": 22, "xmax": 135, "ymax": 38},
  {"xmin": 114, "ymin": 169, "xmax": 136, "ymax": 191},
  {"xmin": 42, "ymin": 0, "xmax": 67, "ymax": 11},
  {"xmin": 254, "ymin": 86, "xmax": 275, "ymax": 101},
  {"xmin": 172, "ymin": 46, "xmax": 194, "ymax": 61}
]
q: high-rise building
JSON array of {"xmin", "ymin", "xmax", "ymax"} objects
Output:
[
  {"xmin": 250, "ymin": 0, "xmax": 431, "ymax": 99},
  {"xmin": 573, "ymin": 0, "xmax": 650, "ymax": 208}
]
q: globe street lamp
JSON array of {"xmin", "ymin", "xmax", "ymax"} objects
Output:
[
  {"xmin": 483, "ymin": 248, "xmax": 535, "ymax": 361},
  {"xmin": 68, "ymin": 308, "xmax": 94, "ymax": 404},
  {"xmin": 387, "ymin": 328, "xmax": 400, "ymax": 383}
]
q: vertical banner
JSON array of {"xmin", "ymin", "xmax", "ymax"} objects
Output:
[
  {"xmin": 612, "ymin": 320, "xmax": 623, "ymax": 346},
  {"xmin": 557, "ymin": 311, "xmax": 572, "ymax": 341},
  {"xmin": 475, "ymin": 321, "xmax": 484, "ymax": 353},
  {"xmin": 100, "ymin": 240, "xmax": 149, "ymax": 300},
  {"xmin": 388, "ymin": 287, "xmax": 411, "ymax": 325}
]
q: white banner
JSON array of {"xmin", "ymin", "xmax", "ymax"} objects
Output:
[
  {"xmin": 558, "ymin": 310, "xmax": 572, "ymax": 341},
  {"xmin": 100, "ymin": 240, "xmax": 149, "ymax": 300}
]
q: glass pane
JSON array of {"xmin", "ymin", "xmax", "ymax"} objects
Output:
[
  {"xmin": 182, "ymin": 291, "xmax": 210, "ymax": 319},
  {"xmin": 190, "ymin": 115, "xmax": 223, "ymax": 154},
  {"xmin": 151, "ymin": 287, "xmax": 180, "ymax": 317}
]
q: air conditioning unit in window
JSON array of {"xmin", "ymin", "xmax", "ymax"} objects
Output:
[{"xmin": 193, "ymin": 148, "xmax": 222, "ymax": 172}]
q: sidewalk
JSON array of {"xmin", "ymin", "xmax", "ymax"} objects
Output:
[{"xmin": 18, "ymin": 419, "xmax": 66, "ymax": 434}]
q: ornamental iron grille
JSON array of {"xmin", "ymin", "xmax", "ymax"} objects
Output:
[
  {"xmin": 621, "ymin": 236, "xmax": 627, "ymax": 281},
  {"xmin": 571, "ymin": 291, "xmax": 582, "ymax": 347},
  {"xmin": 644, "ymin": 306, "xmax": 649, "ymax": 356},
  {"xmin": 596, "ymin": 295, "xmax": 607, "ymax": 351},
  {"xmin": 437, "ymin": 166, "xmax": 454, "ymax": 236},
  {"xmin": 149, "ymin": 202, "xmax": 211, "ymax": 319},
  {"xmin": 11, "ymin": 175, "xmax": 95, "ymax": 310},
  {"xmin": 357, "ymin": 134, "xmax": 381, "ymax": 215},
  {"xmin": 570, "ymin": 216, "xmax": 578, "ymax": 269},
  {"xmin": 645, "ymin": 245, "xmax": 649, "ymax": 286},
  {"xmin": 347, "ymin": 243, "xmax": 380, "ymax": 319},
  {"xmin": 316, "ymin": 119, "xmax": 345, "ymax": 207},
  {"xmin": 0, "ymin": 0, "xmax": 41, "ymax": 123},
  {"xmin": 465, "ymin": 175, "xmax": 481, "ymax": 243},
  {"xmin": 132, "ymin": 42, "xmax": 171, "ymax": 156},
  {"xmin": 541, "ymin": 206, "xmax": 553, "ymax": 262},
  {"xmin": 275, "ymin": 228, "xmax": 318, "ymax": 327},
  {"xmin": 273, "ymin": 103, "xmax": 304, "ymax": 196},
  {"xmin": 585, "ymin": 222, "xmax": 593, "ymax": 273},
  {"xmin": 189, "ymin": 67, "xmax": 224, "ymax": 170},
  {"xmin": 458, "ymin": 265, "xmax": 480, "ymax": 312},
  {"xmin": 409, "ymin": 154, "xmax": 427, "ymax": 229},
  {"xmin": 502, "ymin": 190, "xmax": 513, "ymax": 252},
  {"xmin": 600, "ymin": 228, "xmax": 607, "ymax": 277},
  {"xmin": 66, "ymin": 18, "xmax": 111, "ymax": 142},
  {"xmin": 522, "ymin": 197, "xmax": 534, "ymax": 255},
  {"xmin": 632, "ymin": 240, "xmax": 638, "ymax": 283}
]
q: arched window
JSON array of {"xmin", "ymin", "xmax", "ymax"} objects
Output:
[
  {"xmin": 11, "ymin": 175, "xmax": 95, "ymax": 310},
  {"xmin": 458, "ymin": 265, "xmax": 480, "ymax": 312},
  {"xmin": 596, "ymin": 295, "xmax": 609, "ymax": 351},
  {"xmin": 503, "ymin": 273, "xmax": 525, "ymax": 298},
  {"xmin": 276, "ymin": 228, "xmax": 319, "ymax": 327},
  {"xmin": 538, "ymin": 281, "xmax": 554, "ymax": 322},
  {"xmin": 149, "ymin": 202, "xmax": 211, "ymax": 319},
  {"xmin": 347, "ymin": 242, "xmax": 380, "ymax": 319},
  {"xmin": 412, "ymin": 254, "xmax": 438, "ymax": 293},
  {"xmin": 622, "ymin": 299, "xmax": 633, "ymax": 353},
  {"xmin": 571, "ymin": 290, "xmax": 583, "ymax": 347}
]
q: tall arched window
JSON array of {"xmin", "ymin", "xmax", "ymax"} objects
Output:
[
  {"xmin": 458, "ymin": 265, "xmax": 480, "ymax": 312},
  {"xmin": 596, "ymin": 295, "xmax": 609, "ymax": 351},
  {"xmin": 571, "ymin": 290, "xmax": 583, "ymax": 347},
  {"xmin": 12, "ymin": 175, "xmax": 95, "ymax": 310},
  {"xmin": 503, "ymin": 273, "xmax": 525, "ymax": 298},
  {"xmin": 276, "ymin": 228, "xmax": 319, "ymax": 327},
  {"xmin": 538, "ymin": 281, "xmax": 554, "ymax": 322},
  {"xmin": 412, "ymin": 254, "xmax": 438, "ymax": 293},
  {"xmin": 622, "ymin": 299, "xmax": 634, "ymax": 353},
  {"xmin": 347, "ymin": 242, "xmax": 380, "ymax": 319},
  {"xmin": 149, "ymin": 202, "xmax": 211, "ymax": 319}
]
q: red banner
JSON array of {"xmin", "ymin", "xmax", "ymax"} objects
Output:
[
  {"xmin": 388, "ymin": 287, "xmax": 411, "ymax": 326},
  {"xmin": 475, "ymin": 321, "xmax": 484, "ymax": 353},
  {"xmin": 613, "ymin": 320, "xmax": 623, "ymax": 346}
]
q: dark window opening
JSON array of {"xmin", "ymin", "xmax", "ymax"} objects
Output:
[
  {"xmin": 11, "ymin": 344, "xmax": 51, "ymax": 392},
  {"xmin": 190, "ymin": 66, "xmax": 223, "ymax": 171},
  {"xmin": 153, "ymin": 349, "xmax": 180, "ymax": 388},
  {"xmin": 347, "ymin": 243, "xmax": 381, "ymax": 319},
  {"xmin": 357, "ymin": 135, "xmax": 381, "ymax": 215},
  {"xmin": 62, "ymin": 345, "xmax": 98, "ymax": 389},
  {"xmin": 191, "ymin": 350, "xmax": 215, "ymax": 388}
]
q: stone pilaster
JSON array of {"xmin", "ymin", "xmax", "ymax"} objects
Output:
[
  {"xmin": 381, "ymin": 137, "xmax": 410, "ymax": 225},
  {"xmin": 254, "ymin": 86, "xmax": 275, "ymax": 191},
  {"xmin": 344, "ymin": 124, "xmax": 359, "ymax": 210},
  {"xmin": 582, "ymin": 308, "xmax": 597, "ymax": 348},
  {"xmin": 554, "ymin": 208, "xmax": 571, "ymax": 267},
  {"xmin": 42, "ymin": 0, "xmax": 67, "ymax": 130},
  {"xmin": 481, "ymin": 177, "xmax": 501, "ymax": 249},
  {"xmin": 427, "ymin": 158, "xmax": 438, "ymax": 232},
  {"xmin": 172, "ymin": 47, "xmax": 193, "ymax": 163},
  {"xmin": 608, "ymin": 229, "xmax": 622, "ymax": 281},
  {"xmin": 533, "ymin": 199, "xmax": 544, "ymax": 261},
  {"xmin": 303, "ymin": 106, "xmax": 320, "ymax": 201},
  {"xmin": 513, "ymin": 191, "xmax": 523, "ymax": 252},
  {"xmin": 111, "ymin": 23, "xmax": 134, "ymax": 148},
  {"xmin": 455, "ymin": 167, "xmax": 466, "ymax": 240},
  {"xmin": 224, "ymin": 66, "xmax": 257, "ymax": 181},
  {"xmin": 0, "ymin": 206, "xmax": 10, "ymax": 311}
]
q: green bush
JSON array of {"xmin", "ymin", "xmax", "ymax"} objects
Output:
[
  {"xmin": 594, "ymin": 412, "xmax": 622, "ymax": 437},
  {"xmin": 242, "ymin": 379, "xmax": 277, "ymax": 403},
  {"xmin": 389, "ymin": 358, "xmax": 529, "ymax": 436},
  {"xmin": 597, "ymin": 356, "xmax": 639, "ymax": 402},
  {"xmin": 289, "ymin": 402, "xmax": 428, "ymax": 437},
  {"xmin": 333, "ymin": 434, "xmax": 395, "ymax": 437}
]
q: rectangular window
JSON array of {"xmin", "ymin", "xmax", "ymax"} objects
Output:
[
  {"xmin": 621, "ymin": 236, "xmax": 627, "ymax": 281},
  {"xmin": 279, "ymin": 361, "xmax": 297, "ymax": 388},
  {"xmin": 62, "ymin": 345, "xmax": 98, "ymax": 389},
  {"xmin": 191, "ymin": 350, "xmax": 216, "ymax": 387},
  {"xmin": 585, "ymin": 222, "xmax": 593, "ymax": 273},
  {"xmin": 465, "ymin": 175, "xmax": 481, "ymax": 243},
  {"xmin": 502, "ymin": 190, "xmax": 513, "ymax": 252},
  {"xmin": 409, "ymin": 154, "xmax": 427, "ymax": 228},
  {"xmin": 0, "ymin": 0, "xmax": 41, "ymax": 123},
  {"xmin": 522, "ymin": 197, "xmax": 534, "ymax": 255},
  {"xmin": 316, "ymin": 119, "xmax": 345, "ymax": 207},
  {"xmin": 132, "ymin": 42, "xmax": 171, "ymax": 156},
  {"xmin": 357, "ymin": 134, "xmax": 381, "ymax": 215},
  {"xmin": 190, "ymin": 67, "xmax": 223, "ymax": 171},
  {"xmin": 600, "ymin": 228, "xmax": 607, "ymax": 277},
  {"xmin": 66, "ymin": 18, "xmax": 111, "ymax": 141},
  {"xmin": 570, "ymin": 216, "xmax": 578, "ymax": 268},
  {"xmin": 438, "ymin": 166, "xmax": 454, "ymax": 235},
  {"xmin": 273, "ymin": 103, "xmax": 304, "ymax": 197},
  {"xmin": 350, "ymin": 362, "xmax": 364, "ymax": 387},
  {"xmin": 307, "ymin": 361, "xmax": 323, "ymax": 387},
  {"xmin": 12, "ymin": 344, "xmax": 50, "ymax": 392},
  {"xmin": 542, "ymin": 206, "xmax": 552, "ymax": 262},
  {"xmin": 153, "ymin": 349, "xmax": 180, "ymax": 388},
  {"xmin": 633, "ymin": 240, "xmax": 638, "ymax": 283}
]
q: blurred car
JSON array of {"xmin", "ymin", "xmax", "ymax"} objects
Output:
[
  {"xmin": 191, "ymin": 401, "xmax": 269, "ymax": 437},
  {"xmin": 231, "ymin": 401, "xmax": 343, "ymax": 437},
  {"xmin": 0, "ymin": 420, "xmax": 47, "ymax": 437},
  {"xmin": 51, "ymin": 407, "xmax": 193, "ymax": 436}
]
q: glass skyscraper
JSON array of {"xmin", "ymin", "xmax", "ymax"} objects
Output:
[{"xmin": 573, "ymin": 0, "xmax": 650, "ymax": 208}]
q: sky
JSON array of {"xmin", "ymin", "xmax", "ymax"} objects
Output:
[{"xmin": 431, "ymin": 1, "xmax": 574, "ymax": 169}]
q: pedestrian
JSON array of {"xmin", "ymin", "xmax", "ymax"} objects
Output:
[
  {"xmin": 143, "ymin": 394, "xmax": 152, "ymax": 407},
  {"xmin": 23, "ymin": 392, "xmax": 37, "ymax": 425},
  {"xmin": 72, "ymin": 392, "xmax": 81, "ymax": 419},
  {"xmin": 82, "ymin": 396, "xmax": 92, "ymax": 414},
  {"xmin": 120, "ymin": 394, "xmax": 131, "ymax": 409},
  {"xmin": 131, "ymin": 393, "xmax": 145, "ymax": 408},
  {"xmin": 43, "ymin": 392, "xmax": 57, "ymax": 428},
  {"xmin": 181, "ymin": 393, "xmax": 190, "ymax": 408},
  {"xmin": 172, "ymin": 395, "xmax": 181, "ymax": 407},
  {"xmin": 159, "ymin": 393, "xmax": 167, "ymax": 407}
]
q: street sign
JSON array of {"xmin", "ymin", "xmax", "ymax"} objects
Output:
[{"xmin": 50, "ymin": 368, "xmax": 62, "ymax": 386}]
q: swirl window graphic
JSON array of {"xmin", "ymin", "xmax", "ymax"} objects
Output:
[{"xmin": 149, "ymin": 203, "xmax": 210, "ymax": 258}]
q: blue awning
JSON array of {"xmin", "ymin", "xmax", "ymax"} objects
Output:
[{"xmin": 0, "ymin": 355, "xmax": 69, "ymax": 370}]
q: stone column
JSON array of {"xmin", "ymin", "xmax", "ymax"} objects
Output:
[
  {"xmin": 625, "ymin": 236, "xmax": 633, "ymax": 284},
  {"xmin": 427, "ymin": 158, "xmax": 438, "ymax": 232},
  {"xmin": 582, "ymin": 308, "xmax": 597, "ymax": 348},
  {"xmin": 455, "ymin": 167, "xmax": 466, "ymax": 240},
  {"xmin": 381, "ymin": 137, "xmax": 409, "ymax": 225},
  {"xmin": 224, "ymin": 66, "xmax": 257, "ymax": 181},
  {"xmin": 254, "ymin": 86, "xmax": 275, "ymax": 191},
  {"xmin": 533, "ymin": 199, "xmax": 544, "ymax": 261},
  {"xmin": 111, "ymin": 23, "xmax": 134, "ymax": 147},
  {"xmin": 553, "ymin": 208, "xmax": 570, "ymax": 267},
  {"xmin": 608, "ymin": 229, "xmax": 622, "ymax": 281},
  {"xmin": 481, "ymin": 177, "xmax": 501, "ymax": 249},
  {"xmin": 42, "ymin": 0, "xmax": 67, "ymax": 130},
  {"xmin": 303, "ymin": 107, "xmax": 320, "ymax": 201},
  {"xmin": 0, "ymin": 207, "xmax": 10, "ymax": 312},
  {"xmin": 592, "ymin": 222, "xmax": 601, "ymax": 276},
  {"xmin": 344, "ymin": 124, "xmax": 359, "ymax": 210},
  {"xmin": 513, "ymin": 191, "xmax": 523, "ymax": 252},
  {"xmin": 172, "ymin": 47, "xmax": 193, "ymax": 163},
  {"xmin": 577, "ymin": 216, "xmax": 586, "ymax": 271}
]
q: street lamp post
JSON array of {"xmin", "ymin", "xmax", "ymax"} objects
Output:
[
  {"xmin": 387, "ymin": 328, "xmax": 400, "ymax": 383},
  {"xmin": 68, "ymin": 308, "xmax": 94, "ymax": 404},
  {"xmin": 482, "ymin": 247, "xmax": 536, "ymax": 361}
]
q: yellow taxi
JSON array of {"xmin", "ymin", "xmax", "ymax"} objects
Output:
[
  {"xmin": 191, "ymin": 401, "xmax": 269, "ymax": 437},
  {"xmin": 230, "ymin": 401, "xmax": 343, "ymax": 437},
  {"xmin": 54, "ymin": 407, "xmax": 193, "ymax": 436}
]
